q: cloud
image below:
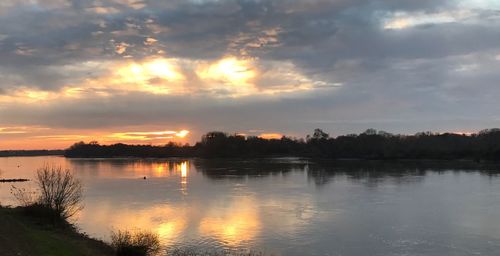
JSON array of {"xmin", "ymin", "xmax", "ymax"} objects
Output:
[
  {"xmin": 382, "ymin": 10, "xmax": 476, "ymax": 30},
  {"xmin": 0, "ymin": 0, "xmax": 500, "ymax": 148}
]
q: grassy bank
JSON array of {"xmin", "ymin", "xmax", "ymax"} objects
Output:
[{"xmin": 0, "ymin": 206, "xmax": 113, "ymax": 256}]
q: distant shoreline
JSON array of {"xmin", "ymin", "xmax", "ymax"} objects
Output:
[
  {"xmin": 62, "ymin": 129, "xmax": 500, "ymax": 160},
  {"xmin": 0, "ymin": 152, "xmax": 498, "ymax": 163},
  {"xmin": 0, "ymin": 150, "xmax": 64, "ymax": 157},
  {"xmin": 1, "ymin": 153, "xmax": 493, "ymax": 162},
  {"xmin": 4, "ymin": 128, "xmax": 500, "ymax": 161}
]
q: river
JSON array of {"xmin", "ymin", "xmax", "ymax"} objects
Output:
[{"xmin": 1, "ymin": 156, "xmax": 500, "ymax": 255}]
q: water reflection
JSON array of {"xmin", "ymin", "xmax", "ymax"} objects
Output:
[
  {"xmin": 199, "ymin": 197, "xmax": 261, "ymax": 246},
  {"xmin": 179, "ymin": 161, "xmax": 188, "ymax": 196},
  {"xmin": 65, "ymin": 159, "xmax": 193, "ymax": 179},
  {"xmin": 193, "ymin": 158, "xmax": 303, "ymax": 180},
  {"xmin": 194, "ymin": 158, "xmax": 500, "ymax": 187},
  {"xmin": 78, "ymin": 203, "xmax": 188, "ymax": 246},
  {"xmin": 152, "ymin": 162, "xmax": 170, "ymax": 176},
  {"xmin": 3, "ymin": 157, "xmax": 500, "ymax": 255}
]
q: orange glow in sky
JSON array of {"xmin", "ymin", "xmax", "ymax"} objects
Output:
[
  {"xmin": 0, "ymin": 128, "xmax": 191, "ymax": 150},
  {"xmin": 259, "ymin": 133, "xmax": 283, "ymax": 140}
]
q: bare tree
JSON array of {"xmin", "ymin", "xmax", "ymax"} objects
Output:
[{"xmin": 35, "ymin": 165, "xmax": 83, "ymax": 220}]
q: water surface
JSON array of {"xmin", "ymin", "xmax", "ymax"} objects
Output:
[{"xmin": 1, "ymin": 157, "xmax": 500, "ymax": 255}]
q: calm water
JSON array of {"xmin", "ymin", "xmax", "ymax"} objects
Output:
[{"xmin": 2, "ymin": 157, "xmax": 500, "ymax": 255}]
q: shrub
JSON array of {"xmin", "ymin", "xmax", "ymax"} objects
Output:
[
  {"xmin": 35, "ymin": 165, "xmax": 83, "ymax": 220},
  {"xmin": 111, "ymin": 230, "xmax": 161, "ymax": 256},
  {"xmin": 11, "ymin": 165, "xmax": 83, "ymax": 221}
]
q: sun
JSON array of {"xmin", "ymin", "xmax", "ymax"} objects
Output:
[{"xmin": 175, "ymin": 130, "xmax": 189, "ymax": 138}]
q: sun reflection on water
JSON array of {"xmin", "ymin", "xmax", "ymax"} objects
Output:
[
  {"xmin": 153, "ymin": 162, "xmax": 169, "ymax": 176},
  {"xmin": 64, "ymin": 159, "xmax": 264, "ymax": 248},
  {"xmin": 199, "ymin": 197, "xmax": 261, "ymax": 246},
  {"xmin": 178, "ymin": 161, "xmax": 188, "ymax": 195},
  {"xmin": 156, "ymin": 218, "xmax": 188, "ymax": 243}
]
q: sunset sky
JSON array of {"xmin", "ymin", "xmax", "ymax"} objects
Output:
[{"xmin": 1, "ymin": 0, "xmax": 500, "ymax": 149}]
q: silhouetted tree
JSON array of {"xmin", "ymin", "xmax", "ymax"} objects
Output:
[
  {"xmin": 64, "ymin": 128, "xmax": 500, "ymax": 161},
  {"xmin": 307, "ymin": 128, "xmax": 330, "ymax": 141}
]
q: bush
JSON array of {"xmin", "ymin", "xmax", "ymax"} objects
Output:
[
  {"xmin": 36, "ymin": 165, "xmax": 83, "ymax": 220},
  {"xmin": 11, "ymin": 165, "xmax": 83, "ymax": 221},
  {"xmin": 111, "ymin": 230, "xmax": 161, "ymax": 256}
]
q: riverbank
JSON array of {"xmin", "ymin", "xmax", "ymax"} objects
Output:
[{"xmin": 0, "ymin": 206, "xmax": 113, "ymax": 256}]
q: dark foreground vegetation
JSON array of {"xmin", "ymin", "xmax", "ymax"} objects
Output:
[
  {"xmin": 1, "ymin": 166, "xmax": 111, "ymax": 255},
  {"xmin": 0, "ymin": 206, "xmax": 113, "ymax": 256},
  {"xmin": 66, "ymin": 128, "xmax": 500, "ymax": 160}
]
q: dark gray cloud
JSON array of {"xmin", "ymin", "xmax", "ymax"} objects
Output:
[{"xmin": 1, "ymin": 0, "xmax": 500, "ymax": 142}]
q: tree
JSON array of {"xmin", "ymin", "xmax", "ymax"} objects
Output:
[
  {"xmin": 36, "ymin": 165, "xmax": 83, "ymax": 220},
  {"xmin": 362, "ymin": 128, "xmax": 377, "ymax": 136},
  {"xmin": 307, "ymin": 128, "xmax": 330, "ymax": 141}
]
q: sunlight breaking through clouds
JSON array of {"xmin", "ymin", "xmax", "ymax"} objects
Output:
[
  {"xmin": 198, "ymin": 57, "xmax": 256, "ymax": 85},
  {"xmin": 383, "ymin": 10, "xmax": 476, "ymax": 30},
  {"xmin": 0, "ymin": 56, "xmax": 327, "ymax": 103},
  {"xmin": 196, "ymin": 57, "xmax": 257, "ymax": 96},
  {"xmin": 110, "ymin": 130, "xmax": 190, "ymax": 141},
  {"xmin": 113, "ymin": 58, "xmax": 186, "ymax": 95},
  {"xmin": 0, "ymin": 88, "xmax": 54, "ymax": 103}
]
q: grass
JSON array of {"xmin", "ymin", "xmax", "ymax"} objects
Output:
[{"xmin": 0, "ymin": 206, "xmax": 113, "ymax": 256}]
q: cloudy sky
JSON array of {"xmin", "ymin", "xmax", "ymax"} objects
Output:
[{"xmin": 0, "ymin": 0, "xmax": 499, "ymax": 149}]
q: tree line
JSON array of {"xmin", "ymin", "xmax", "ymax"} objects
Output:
[
  {"xmin": 64, "ymin": 128, "xmax": 500, "ymax": 160},
  {"xmin": 0, "ymin": 150, "xmax": 64, "ymax": 157}
]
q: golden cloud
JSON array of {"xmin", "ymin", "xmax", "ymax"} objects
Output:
[
  {"xmin": 110, "ymin": 130, "xmax": 190, "ymax": 141},
  {"xmin": 0, "ymin": 55, "xmax": 331, "ymax": 104}
]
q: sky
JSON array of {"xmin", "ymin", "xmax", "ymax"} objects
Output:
[{"xmin": 0, "ymin": 0, "xmax": 500, "ymax": 149}]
